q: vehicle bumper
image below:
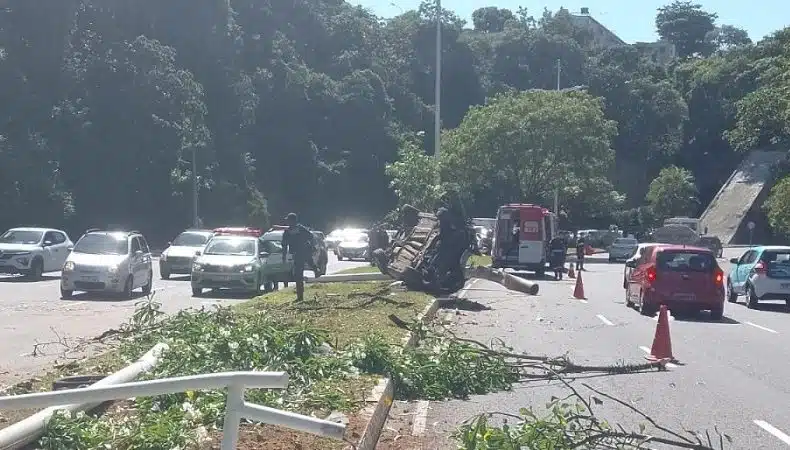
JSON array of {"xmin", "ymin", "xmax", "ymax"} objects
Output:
[
  {"xmin": 191, "ymin": 271, "xmax": 259, "ymax": 291},
  {"xmin": 0, "ymin": 259, "xmax": 33, "ymax": 274},
  {"xmin": 61, "ymin": 271, "xmax": 126, "ymax": 293},
  {"xmin": 643, "ymin": 289, "xmax": 725, "ymax": 311},
  {"xmin": 159, "ymin": 257, "xmax": 194, "ymax": 275},
  {"xmin": 750, "ymin": 276, "xmax": 790, "ymax": 300},
  {"xmin": 608, "ymin": 252, "xmax": 633, "ymax": 261},
  {"xmin": 338, "ymin": 247, "xmax": 367, "ymax": 259}
]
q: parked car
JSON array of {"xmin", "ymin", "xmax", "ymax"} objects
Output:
[
  {"xmin": 0, "ymin": 227, "xmax": 73, "ymax": 280},
  {"xmin": 625, "ymin": 245, "xmax": 724, "ymax": 319},
  {"xmin": 622, "ymin": 243, "xmax": 664, "ymax": 289},
  {"xmin": 60, "ymin": 229, "xmax": 153, "ymax": 299},
  {"xmin": 608, "ymin": 237, "xmax": 639, "ymax": 262},
  {"xmin": 159, "ymin": 229, "xmax": 215, "ymax": 279},
  {"xmin": 336, "ymin": 230, "xmax": 369, "ymax": 261},
  {"xmin": 191, "ymin": 230, "xmax": 267, "ymax": 296},
  {"xmin": 697, "ymin": 235, "xmax": 723, "ymax": 258},
  {"xmin": 727, "ymin": 246, "xmax": 790, "ymax": 308},
  {"xmin": 260, "ymin": 227, "xmax": 328, "ymax": 277}
]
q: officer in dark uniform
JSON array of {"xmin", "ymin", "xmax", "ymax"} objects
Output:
[
  {"xmin": 281, "ymin": 213, "xmax": 315, "ymax": 302},
  {"xmin": 575, "ymin": 236, "xmax": 586, "ymax": 271}
]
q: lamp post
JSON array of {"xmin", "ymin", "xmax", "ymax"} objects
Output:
[
  {"xmin": 553, "ymin": 58, "xmax": 560, "ymax": 214},
  {"xmin": 434, "ymin": 0, "xmax": 442, "ymax": 162},
  {"xmin": 192, "ymin": 148, "xmax": 199, "ymax": 228}
]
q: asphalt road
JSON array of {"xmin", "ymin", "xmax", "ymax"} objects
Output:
[
  {"xmin": 0, "ymin": 253, "xmax": 366, "ymax": 387},
  {"xmin": 412, "ymin": 247, "xmax": 790, "ymax": 449}
]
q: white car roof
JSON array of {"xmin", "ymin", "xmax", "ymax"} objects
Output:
[{"xmin": 7, "ymin": 227, "xmax": 64, "ymax": 233}]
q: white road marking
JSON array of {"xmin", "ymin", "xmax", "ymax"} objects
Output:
[
  {"xmin": 411, "ymin": 400, "xmax": 430, "ymax": 436},
  {"xmin": 596, "ymin": 314, "xmax": 614, "ymax": 326},
  {"xmin": 458, "ymin": 279, "xmax": 479, "ymax": 298},
  {"xmin": 60, "ymin": 301, "xmax": 86, "ymax": 308},
  {"xmin": 754, "ymin": 420, "xmax": 790, "ymax": 445},
  {"xmin": 746, "ymin": 322, "xmax": 778, "ymax": 334},
  {"xmin": 639, "ymin": 346, "xmax": 677, "ymax": 369}
]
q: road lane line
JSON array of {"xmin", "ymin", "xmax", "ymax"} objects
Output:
[
  {"xmin": 411, "ymin": 400, "xmax": 430, "ymax": 436},
  {"xmin": 746, "ymin": 322, "xmax": 778, "ymax": 334},
  {"xmin": 60, "ymin": 301, "xmax": 86, "ymax": 308},
  {"xmin": 639, "ymin": 346, "xmax": 677, "ymax": 369},
  {"xmin": 596, "ymin": 314, "xmax": 614, "ymax": 326},
  {"xmin": 457, "ymin": 279, "xmax": 479, "ymax": 299},
  {"xmin": 754, "ymin": 420, "xmax": 790, "ymax": 445}
]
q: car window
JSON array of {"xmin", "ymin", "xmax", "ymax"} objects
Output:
[
  {"xmin": 614, "ymin": 238, "xmax": 637, "ymax": 245},
  {"xmin": 44, "ymin": 231, "xmax": 58, "ymax": 244},
  {"xmin": 139, "ymin": 236, "xmax": 151, "ymax": 253},
  {"xmin": 657, "ymin": 251, "xmax": 715, "ymax": 272},
  {"xmin": 75, "ymin": 233, "xmax": 129, "ymax": 255},
  {"xmin": 260, "ymin": 238, "xmax": 283, "ymax": 254},
  {"xmin": 205, "ymin": 238, "xmax": 256, "ymax": 256},
  {"xmin": 762, "ymin": 250, "xmax": 790, "ymax": 264},
  {"xmin": 744, "ymin": 251, "xmax": 758, "ymax": 264},
  {"xmin": 172, "ymin": 232, "xmax": 210, "ymax": 247},
  {"xmin": 54, "ymin": 232, "xmax": 67, "ymax": 244},
  {"xmin": 131, "ymin": 237, "xmax": 142, "ymax": 253},
  {"xmin": 1, "ymin": 229, "xmax": 44, "ymax": 244}
]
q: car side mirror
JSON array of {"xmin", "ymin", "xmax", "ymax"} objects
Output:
[
  {"xmin": 259, "ymin": 251, "xmax": 270, "ymax": 258},
  {"xmin": 625, "ymin": 261, "xmax": 636, "ymax": 268},
  {"xmin": 67, "ymin": 247, "xmax": 73, "ymax": 252},
  {"xmin": 43, "ymin": 241, "xmax": 53, "ymax": 247},
  {"xmin": 194, "ymin": 250, "xmax": 202, "ymax": 256},
  {"xmin": 729, "ymin": 258, "xmax": 739, "ymax": 264},
  {"xmin": 167, "ymin": 241, "xmax": 172, "ymax": 246},
  {"xmin": 135, "ymin": 250, "xmax": 143, "ymax": 257}
]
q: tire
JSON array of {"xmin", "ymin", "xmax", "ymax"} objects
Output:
[
  {"xmin": 264, "ymin": 282, "xmax": 274, "ymax": 293},
  {"xmin": 60, "ymin": 288, "xmax": 73, "ymax": 300},
  {"xmin": 160, "ymin": 269, "xmax": 170, "ymax": 280},
  {"xmin": 27, "ymin": 258, "xmax": 43, "ymax": 281},
  {"xmin": 625, "ymin": 286, "xmax": 634, "ymax": 307},
  {"xmin": 250, "ymin": 276, "xmax": 262, "ymax": 296},
  {"xmin": 746, "ymin": 284, "xmax": 759, "ymax": 309},
  {"xmin": 727, "ymin": 279, "xmax": 738, "ymax": 303},
  {"xmin": 122, "ymin": 275, "xmax": 134, "ymax": 299},
  {"xmin": 142, "ymin": 271, "xmax": 153, "ymax": 295},
  {"xmin": 192, "ymin": 286, "xmax": 202, "ymax": 296},
  {"xmin": 639, "ymin": 291, "xmax": 656, "ymax": 317},
  {"xmin": 710, "ymin": 305, "xmax": 724, "ymax": 320}
]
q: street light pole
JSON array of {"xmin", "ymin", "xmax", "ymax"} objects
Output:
[
  {"xmin": 192, "ymin": 148, "xmax": 199, "ymax": 228},
  {"xmin": 553, "ymin": 58, "xmax": 560, "ymax": 214},
  {"xmin": 434, "ymin": 0, "xmax": 442, "ymax": 162}
]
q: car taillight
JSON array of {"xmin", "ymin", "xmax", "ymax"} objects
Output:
[
  {"xmin": 646, "ymin": 267, "xmax": 657, "ymax": 283},
  {"xmin": 754, "ymin": 261, "xmax": 767, "ymax": 274},
  {"xmin": 714, "ymin": 269, "xmax": 723, "ymax": 285}
]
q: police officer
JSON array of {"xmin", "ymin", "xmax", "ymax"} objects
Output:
[
  {"xmin": 281, "ymin": 213, "xmax": 315, "ymax": 302},
  {"xmin": 575, "ymin": 236, "xmax": 586, "ymax": 271}
]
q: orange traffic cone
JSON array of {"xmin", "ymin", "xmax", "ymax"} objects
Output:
[
  {"xmin": 567, "ymin": 264, "xmax": 576, "ymax": 279},
  {"xmin": 646, "ymin": 305, "xmax": 675, "ymax": 362},
  {"xmin": 573, "ymin": 271, "xmax": 585, "ymax": 299}
]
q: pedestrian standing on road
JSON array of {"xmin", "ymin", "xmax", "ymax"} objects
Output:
[
  {"xmin": 575, "ymin": 236, "xmax": 586, "ymax": 271},
  {"xmin": 281, "ymin": 213, "xmax": 315, "ymax": 302}
]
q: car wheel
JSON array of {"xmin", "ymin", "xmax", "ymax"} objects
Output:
[
  {"xmin": 251, "ymin": 276, "xmax": 262, "ymax": 296},
  {"xmin": 639, "ymin": 291, "xmax": 656, "ymax": 317},
  {"xmin": 27, "ymin": 258, "xmax": 43, "ymax": 281},
  {"xmin": 710, "ymin": 305, "xmax": 724, "ymax": 320},
  {"xmin": 727, "ymin": 279, "xmax": 738, "ymax": 303},
  {"xmin": 192, "ymin": 286, "xmax": 202, "ymax": 296},
  {"xmin": 122, "ymin": 275, "xmax": 134, "ymax": 299},
  {"xmin": 160, "ymin": 269, "xmax": 170, "ymax": 280},
  {"xmin": 60, "ymin": 288, "xmax": 73, "ymax": 300},
  {"xmin": 142, "ymin": 271, "xmax": 153, "ymax": 295},
  {"xmin": 264, "ymin": 282, "xmax": 274, "ymax": 293},
  {"xmin": 746, "ymin": 284, "xmax": 759, "ymax": 309}
]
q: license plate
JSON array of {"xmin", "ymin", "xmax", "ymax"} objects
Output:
[
  {"xmin": 214, "ymin": 275, "xmax": 231, "ymax": 281},
  {"xmin": 673, "ymin": 293, "xmax": 695, "ymax": 301},
  {"xmin": 781, "ymin": 283, "xmax": 790, "ymax": 289}
]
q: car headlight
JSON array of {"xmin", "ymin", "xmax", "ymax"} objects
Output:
[
  {"xmin": 193, "ymin": 263, "xmax": 203, "ymax": 271},
  {"xmin": 243, "ymin": 264, "xmax": 254, "ymax": 272},
  {"xmin": 63, "ymin": 261, "xmax": 75, "ymax": 271},
  {"xmin": 107, "ymin": 265, "xmax": 120, "ymax": 274}
]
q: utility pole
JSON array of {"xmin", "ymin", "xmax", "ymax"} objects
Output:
[
  {"xmin": 553, "ymin": 58, "xmax": 560, "ymax": 215},
  {"xmin": 434, "ymin": 0, "xmax": 442, "ymax": 162}
]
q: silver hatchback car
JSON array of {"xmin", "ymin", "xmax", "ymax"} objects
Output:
[{"xmin": 60, "ymin": 229, "xmax": 154, "ymax": 299}]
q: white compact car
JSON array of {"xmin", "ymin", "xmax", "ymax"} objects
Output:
[
  {"xmin": 0, "ymin": 227, "xmax": 73, "ymax": 280},
  {"xmin": 159, "ymin": 229, "xmax": 215, "ymax": 279},
  {"xmin": 60, "ymin": 229, "xmax": 153, "ymax": 299}
]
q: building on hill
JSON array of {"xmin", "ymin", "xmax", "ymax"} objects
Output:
[{"xmin": 569, "ymin": 7, "xmax": 676, "ymax": 64}]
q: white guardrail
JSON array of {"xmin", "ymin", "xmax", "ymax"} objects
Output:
[{"xmin": 0, "ymin": 371, "xmax": 345, "ymax": 450}]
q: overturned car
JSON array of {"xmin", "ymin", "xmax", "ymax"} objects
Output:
[{"xmin": 372, "ymin": 205, "xmax": 479, "ymax": 294}]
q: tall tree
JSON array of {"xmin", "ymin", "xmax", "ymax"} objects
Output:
[{"xmin": 655, "ymin": 1, "xmax": 717, "ymax": 58}]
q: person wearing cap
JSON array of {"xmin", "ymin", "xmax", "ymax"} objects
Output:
[{"xmin": 281, "ymin": 213, "xmax": 315, "ymax": 301}]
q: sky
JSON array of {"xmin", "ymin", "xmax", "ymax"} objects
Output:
[{"xmin": 347, "ymin": 0, "xmax": 788, "ymax": 44}]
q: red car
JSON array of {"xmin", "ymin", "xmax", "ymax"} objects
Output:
[{"xmin": 624, "ymin": 245, "xmax": 725, "ymax": 320}]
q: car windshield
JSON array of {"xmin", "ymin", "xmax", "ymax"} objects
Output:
[
  {"xmin": 344, "ymin": 233, "xmax": 368, "ymax": 243},
  {"xmin": 657, "ymin": 251, "xmax": 715, "ymax": 272},
  {"xmin": 0, "ymin": 230, "xmax": 44, "ymax": 245},
  {"xmin": 614, "ymin": 238, "xmax": 637, "ymax": 246},
  {"xmin": 204, "ymin": 238, "xmax": 256, "ymax": 256},
  {"xmin": 172, "ymin": 232, "xmax": 211, "ymax": 247},
  {"xmin": 74, "ymin": 234, "xmax": 128, "ymax": 255},
  {"xmin": 262, "ymin": 231, "xmax": 284, "ymax": 242}
]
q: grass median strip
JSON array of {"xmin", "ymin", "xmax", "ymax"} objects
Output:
[
  {"xmin": 332, "ymin": 265, "xmax": 382, "ymax": 275},
  {"xmin": 23, "ymin": 282, "xmax": 432, "ymax": 449}
]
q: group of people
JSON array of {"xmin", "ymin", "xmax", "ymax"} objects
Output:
[{"xmin": 548, "ymin": 235, "xmax": 587, "ymax": 280}]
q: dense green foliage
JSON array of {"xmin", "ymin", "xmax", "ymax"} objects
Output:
[{"xmin": 0, "ymin": 0, "xmax": 788, "ymax": 241}]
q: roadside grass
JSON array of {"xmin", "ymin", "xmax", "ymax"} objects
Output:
[
  {"xmin": 468, "ymin": 254, "xmax": 492, "ymax": 267},
  {"xmin": 26, "ymin": 282, "xmax": 433, "ymax": 449},
  {"xmin": 333, "ymin": 265, "xmax": 380, "ymax": 274}
]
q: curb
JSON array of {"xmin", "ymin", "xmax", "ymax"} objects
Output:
[{"xmin": 352, "ymin": 292, "xmax": 448, "ymax": 450}]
